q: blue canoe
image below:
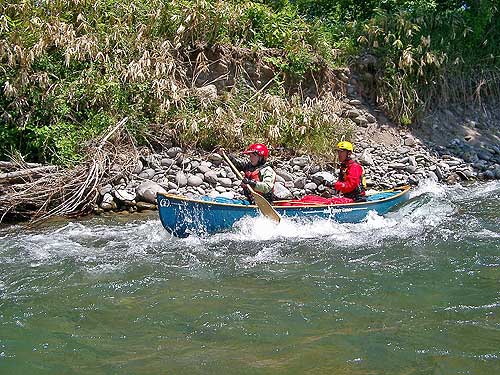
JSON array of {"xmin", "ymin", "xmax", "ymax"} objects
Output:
[{"xmin": 157, "ymin": 185, "xmax": 411, "ymax": 237}]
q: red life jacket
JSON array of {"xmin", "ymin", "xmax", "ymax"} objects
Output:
[
  {"xmin": 336, "ymin": 159, "xmax": 366, "ymax": 201},
  {"xmin": 243, "ymin": 166, "xmax": 274, "ymax": 202},
  {"xmin": 244, "ymin": 169, "xmax": 261, "ymax": 182}
]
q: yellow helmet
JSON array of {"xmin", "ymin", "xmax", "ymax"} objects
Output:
[{"xmin": 336, "ymin": 141, "xmax": 353, "ymax": 152}]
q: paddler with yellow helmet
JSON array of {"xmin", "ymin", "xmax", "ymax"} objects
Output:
[{"xmin": 326, "ymin": 141, "xmax": 367, "ymax": 202}]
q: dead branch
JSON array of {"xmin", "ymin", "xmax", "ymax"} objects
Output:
[
  {"xmin": 0, "ymin": 166, "xmax": 58, "ymax": 184},
  {"xmin": 0, "ymin": 117, "xmax": 138, "ymax": 224},
  {"xmin": 0, "ymin": 161, "xmax": 43, "ymax": 171}
]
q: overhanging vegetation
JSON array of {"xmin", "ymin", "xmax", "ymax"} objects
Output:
[{"xmin": 1, "ymin": 0, "xmax": 498, "ymax": 165}]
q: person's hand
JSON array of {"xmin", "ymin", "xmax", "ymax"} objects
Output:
[
  {"xmin": 218, "ymin": 147, "xmax": 226, "ymax": 155},
  {"xmin": 242, "ymin": 177, "xmax": 256, "ymax": 187}
]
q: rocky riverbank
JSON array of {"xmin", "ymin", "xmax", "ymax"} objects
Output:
[{"xmin": 94, "ymin": 104, "xmax": 500, "ymax": 214}]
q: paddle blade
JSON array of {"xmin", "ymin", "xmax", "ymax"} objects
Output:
[{"xmin": 251, "ymin": 191, "xmax": 281, "ymax": 223}]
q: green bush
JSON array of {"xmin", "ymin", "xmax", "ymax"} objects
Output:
[
  {"xmin": 1, "ymin": 0, "xmax": 498, "ymax": 165},
  {"xmin": 1, "ymin": 0, "xmax": 339, "ymax": 164}
]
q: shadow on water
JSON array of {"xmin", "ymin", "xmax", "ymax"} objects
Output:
[{"xmin": 0, "ymin": 181, "xmax": 499, "ymax": 374}]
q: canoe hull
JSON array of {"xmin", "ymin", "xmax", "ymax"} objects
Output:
[{"xmin": 157, "ymin": 186, "xmax": 410, "ymax": 237}]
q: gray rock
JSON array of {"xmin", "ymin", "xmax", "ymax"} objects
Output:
[
  {"xmin": 138, "ymin": 168, "xmax": 156, "ymax": 179},
  {"xmin": 190, "ymin": 160, "xmax": 200, "ymax": 169},
  {"xmin": 484, "ymin": 170, "xmax": 495, "ymax": 179},
  {"xmin": 145, "ymin": 154, "xmax": 161, "ymax": 169},
  {"xmin": 114, "ymin": 189, "xmax": 136, "ymax": 203},
  {"xmin": 446, "ymin": 173, "xmax": 460, "ymax": 184},
  {"xmin": 98, "ymin": 184, "xmax": 113, "ymax": 195},
  {"xmin": 293, "ymin": 177, "xmax": 307, "ymax": 189},
  {"xmin": 195, "ymin": 186, "xmax": 206, "ymax": 195},
  {"xmin": 404, "ymin": 137, "xmax": 417, "ymax": 146},
  {"xmin": 175, "ymin": 154, "xmax": 184, "ymax": 165},
  {"xmin": 218, "ymin": 177, "xmax": 233, "ymax": 188},
  {"xmin": 290, "ymin": 157, "xmax": 308, "ymax": 167},
  {"xmin": 208, "ymin": 153, "xmax": 223, "ymax": 164},
  {"xmin": 136, "ymin": 202, "xmax": 157, "ymax": 211},
  {"xmin": 175, "ymin": 172, "xmax": 188, "ymax": 187},
  {"xmin": 308, "ymin": 165, "xmax": 321, "ymax": 174},
  {"xmin": 311, "ymin": 171, "xmax": 335, "ymax": 184},
  {"xmin": 435, "ymin": 166, "xmax": 444, "ymax": 180},
  {"xmin": 195, "ymin": 84, "xmax": 218, "ymax": 100},
  {"xmin": 100, "ymin": 193, "xmax": 115, "ymax": 211},
  {"xmin": 397, "ymin": 147, "xmax": 410, "ymax": 155},
  {"xmin": 276, "ymin": 168, "xmax": 294, "ymax": 181},
  {"xmin": 359, "ymin": 150, "xmax": 374, "ymax": 166},
  {"xmin": 167, "ymin": 147, "xmax": 183, "ymax": 158},
  {"xmin": 388, "ymin": 163, "xmax": 406, "ymax": 170},
  {"xmin": 345, "ymin": 109, "xmax": 360, "ymax": 118},
  {"xmin": 204, "ymin": 170, "xmax": 219, "ymax": 185},
  {"xmin": 179, "ymin": 157, "xmax": 191, "ymax": 168},
  {"xmin": 408, "ymin": 175, "xmax": 420, "ymax": 185},
  {"xmin": 365, "ymin": 113, "xmax": 376, "ymax": 123},
  {"xmin": 478, "ymin": 151, "xmax": 492, "ymax": 161},
  {"xmin": 275, "ymin": 174, "xmax": 285, "ymax": 183},
  {"xmin": 187, "ymin": 175, "xmax": 203, "ymax": 187},
  {"xmin": 273, "ymin": 182, "xmax": 294, "ymax": 199},
  {"xmin": 207, "ymin": 190, "xmax": 220, "ymax": 198},
  {"xmin": 304, "ymin": 182, "xmax": 318, "ymax": 191},
  {"xmin": 495, "ymin": 167, "xmax": 500, "ymax": 179},
  {"xmin": 136, "ymin": 181, "xmax": 168, "ymax": 203},
  {"xmin": 132, "ymin": 160, "xmax": 143, "ymax": 174},
  {"xmin": 167, "ymin": 181, "xmax": 178, "ymax": 190},
  {"xmin": 353, "ymin": 115, "xmax": 368, "ymax": 127},
  {"xmin": 161, "ymin": 158, "xmax": 175, "ymax": 167},
  {"xmin": 197, "ymin": 165, "xmax": 210, "ymax": 174}
]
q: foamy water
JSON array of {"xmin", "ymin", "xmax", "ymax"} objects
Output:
[{"xmin": 1, "ymin": 180, "xmax": 498, "ymax": 269}]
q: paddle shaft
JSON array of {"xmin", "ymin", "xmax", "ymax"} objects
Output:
[{"xmin": 221, "ymin": 151, "xmax": 281, "ymax": 223}]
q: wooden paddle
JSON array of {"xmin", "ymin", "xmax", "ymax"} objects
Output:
[{"xmin": 221, "ymin": 151, "xmax": 281, "ymax": 223}]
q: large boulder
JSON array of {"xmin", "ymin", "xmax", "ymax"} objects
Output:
[
  {"xmin": 187, "ymin": 175, "xmax": 204, "ymax": 187},
  {"xmin": 136, "ymin": 181, "xmax": 168, "ymax": 203},
  {"xmin": 113, "ymin": 189, "xmax": 136, "ymax": 204},
  {"xmin": 204, "ymin": 170, "xmax": 219, "ymax": 185},
  {"xmin": 175, "ymin": 171, "xmax": 188, "ymax": 187},
  {"xmin": 273, "ymin": 182, "xmax": 293, "ymax": 200},
  {"xmin": 310, "ymin": 171, "xmax": 335, "ymax": 185}
]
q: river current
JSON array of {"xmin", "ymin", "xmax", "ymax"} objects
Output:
[{"xmin": 1, "ymin": 181, "xmax": 499, "ymax": 374}]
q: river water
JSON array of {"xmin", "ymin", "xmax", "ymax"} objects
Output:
[{"xmin": 1, "ymin": 181, "xmax": 499, "ymax": 374}]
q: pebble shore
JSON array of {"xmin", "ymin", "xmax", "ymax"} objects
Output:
[{"xmin": 95, "ymin": 124, "xmax": 500, "ymax": 213}]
